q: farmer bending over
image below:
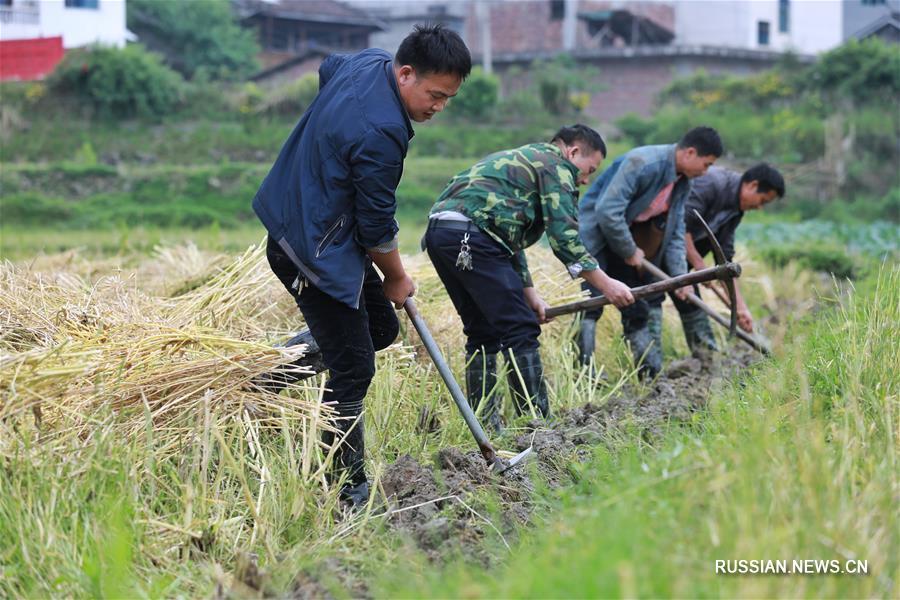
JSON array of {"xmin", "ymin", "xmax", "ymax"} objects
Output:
[
  {"xmin": 653, "ymin": 163, "xmax": 786, "ymax": 355},
  {"xmin": 423, "ymin": 125, "xmax": 634, "ymax": 431},
  {"xmin": 576, "ymin": 126, "xmax": 724, "ymax": 379},
  {"xmin": 253, "ymin": 25, "xmax": 471, "ymax": 508}
]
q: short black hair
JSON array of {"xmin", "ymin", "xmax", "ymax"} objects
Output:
[
  {"xmin": 551, "ymin": 124, "xmax": 607, "ymax": 157},
  {"xmin": 742, "ymin": 163, "xmax": 786, "ymax": 197},
  {"xmin": 678, "ymin": 126, "xmax": 724, "ymax": 158},
  {"xmin": 395, "ymin": 24, "xmax": 472, "ymax": 81}
]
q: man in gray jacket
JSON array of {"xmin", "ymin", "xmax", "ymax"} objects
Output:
[
  {"xmin": 650, "ymin": 162, "xmax": 785, "ymax": 355},
  {"xmin": 577, "ymin": 127, "xmax": 724, "ymax": 378}
]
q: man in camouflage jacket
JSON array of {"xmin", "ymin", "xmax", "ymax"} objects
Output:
[{"xmin": 424, "ymin": 125, "xmax": 634, "ymax": 429}]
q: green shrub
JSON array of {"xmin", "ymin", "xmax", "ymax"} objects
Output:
[
  {"xmin": 46, "ymin": 45, "xmax": 183, "ymax": 118},
  {"xmin": 449, "ymin": 67, "xmax": 499, "ymax": 118},
  {"xmin": 760, "ymin": 244, "xmax": 859, "ymax": 279},
  {"xmin": 256, "ymin": 74, "xmax": 320, "ymax": 116}
]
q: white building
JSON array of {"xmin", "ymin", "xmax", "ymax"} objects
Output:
[
  {"xmin": 674, "ymin": 0, "xmax": 900, "ymax": 54},
  {"xmin": 0, "ymin": 0, "xmax": 130, "ymax": 48}
]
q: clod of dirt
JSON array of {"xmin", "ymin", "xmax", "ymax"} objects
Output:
[
  {"xmin": 290, "ymin": 572, "xmax": 334, "ymax": 600},
  {"xmin": 666, "ymin": 357, "xmax": 703, "ymax": 378},
  {"xmin": 380, "ymin": 454, "xmax": 443, "ymax": 526}
]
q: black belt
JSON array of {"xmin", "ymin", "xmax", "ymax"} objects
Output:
[{"xmin": 426, "ymin": 219, "xmax": 477, "ymax": 233}]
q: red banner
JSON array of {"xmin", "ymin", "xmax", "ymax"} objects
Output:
[{"xmin": 0, "ymin": 36, "xmax": 65, "ymax": 81}]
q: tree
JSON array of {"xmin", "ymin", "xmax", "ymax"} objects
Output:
[
  {"xmin": 127, "ymin": 0, "xmax": 259, "ymax": 81},
  {"xmin": 450, "ymin": 68, "xmax": 499, "ymax": 118}
]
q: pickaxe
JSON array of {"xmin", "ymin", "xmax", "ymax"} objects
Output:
[
  {"xmin": 547, "ymin": 213, "xmax": 743, "ymax": 326},
  {"xmin": 638, "ymin": 210, "xmax": 772, "ymax": 356},
  {"xmin": 545, "ymin": 262, "xmax": 743, "ymax": 319}
]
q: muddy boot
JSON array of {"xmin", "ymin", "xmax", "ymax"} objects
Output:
[
  {"xmin": 466, "ymin": 351, "xmax": 503, "ymax": 432},
  {"xmin": 339, "ymin": 480, "xmax": 369, "ymax": 509},
  {"xmin": 647, "ymin": 306, "xmax": 663, "ymax": 359},
  {"xmin": 506, "ymin": 349, "xmax": 550, "ymax": 419},
  {"xmin": 624, "ymin": 327, "xmax": 662, "ymax": 380},
  {"xmin": 573, "ymin": 316, "xmax": 608, "ymax": 384},
  {"xmin": 575, "ymin": 316, "xmax": 597, "ymax": 368},
  {"xmin": 323, "ymin": 409, "xmax": 368, "ymax": 508},
  {"xmin": 681, "ymin": 309, "xmax": 719, "ymax": 358},
  {"xmin": 253, "ymin": 328, "xmax": 327, "ymax": 393}
]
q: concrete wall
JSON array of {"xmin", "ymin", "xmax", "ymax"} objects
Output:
[
  {"xmin": 1, "ymin": 0, "xmax": 128, "ymax": 49},
  {"xmin": 675, "ymin": 0, "xmax": 844, "ymax": 54},
  {"xmin": 493, "ymin": 50, "xmax": 783, "ymax": 122}
]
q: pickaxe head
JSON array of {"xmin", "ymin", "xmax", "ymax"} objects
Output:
[{"xmin": 693, "ymin": 209, "xmax": 739, "ymax": 337}]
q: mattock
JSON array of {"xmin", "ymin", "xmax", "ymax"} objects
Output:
[
  {"xmin": 545, "ymin": 215, "xmax": 743, "ymax": 321},
  {"xmin": 639, "ymin": 210, "xmax": 772, "ymax": 356}
]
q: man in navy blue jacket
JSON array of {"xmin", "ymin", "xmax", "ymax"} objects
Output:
[{"xmin": 254, "ymin": 25, "xmax": 471, "ymax": 507}]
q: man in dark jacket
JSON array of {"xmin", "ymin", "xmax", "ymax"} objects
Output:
[
  {"xmin": 253, "ymin": 25, "xmax": 471, "ymax": 507},
  {"xmin": 654, "ymin": 163, "xmax": 785, "ymax": 355},
  {"xmin": 424, "ymin": 125, "xmax": 634, "ymax": 430},
  {"xmin": 577, "ymin": 127, "xmax": 724, "ymax": 379}
]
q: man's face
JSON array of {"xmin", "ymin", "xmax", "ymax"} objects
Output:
[
  {"xmin": 395, "ymin": 66, "xmax": 462, "ymax": 122},
  {"xmin": 739, "ymin": 180, "xmax": 779, "ymax": 211},
  {"xmin": 562, "ymin": 144, "xmax": 604, "ymax": 186},
  {"xmin": 678, "ymin": 147, "xmax": 718, "ymax": 179}
]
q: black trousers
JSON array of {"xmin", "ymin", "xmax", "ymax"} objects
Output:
[
  {"xmin": 581, "ymin": 246, "xmax": 654, "ymax": 333},
  {"xmin": 266, "ymin": 236, "xmax": 399, "ymax": 485},
  {"xmin": 424, "ymin": 223, "xmax": 541, "ymax": 356}
]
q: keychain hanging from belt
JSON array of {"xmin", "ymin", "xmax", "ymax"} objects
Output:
[{"xmin": 455, "ymin": 232, "xmax": 473, "ymax": 271}]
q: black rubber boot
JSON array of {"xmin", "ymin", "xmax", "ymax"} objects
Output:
[
  {"xmin": 624, "ymin": 327, "xmax": 662, "ymax": 380},
  {"xmin": 253, "ymin": 328, "xmax": 327, "ymax": 393},
  {"xmin": 506, "ymin": 349, "xmax": 550, "ymax": 419},
  {"xmin": 465, "ymin": 351, "xmax": 503, "ymax": 432},
  {"xmin": 322, "ymin": 408, "xmax": 368, "ymax": 507},
  {"xmin": 574, "ymin": 316, "xmax": 608, "ymax": 384},
  {"xmin": 681, "ymin": 309, "xmax": 719, "ymax": 357},
  {"xmin": 338, "ymin": 480, "xmax": 369, "ymax": 509},
  {"xmin": 576, "ymin": 315, "xmax": 597, "ymax": 368},
  {"xmin": 647, "ymin": 306, "xmax": 663, "ymax": 359}
]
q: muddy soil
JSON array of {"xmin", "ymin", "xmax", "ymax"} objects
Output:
[
  {"xmin": 378, "ymin": 343, "xmax": 758, "ymax": 551},
  {"xmin": 286, "ymin": 343, "xmax": 761, "ymax": 598}
]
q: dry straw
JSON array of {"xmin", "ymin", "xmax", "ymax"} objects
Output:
[{"xmin": 0, "ymin": 240, "xmax": 334, "ymax": 461}]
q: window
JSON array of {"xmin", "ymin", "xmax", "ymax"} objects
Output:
[
  {"xmin": 758, "ymin": 20, "xmax": 770, "ymax": 46},
  {"xmin": 65, "ymin": 0, "xmax": 99, "ymax": 8},
  {"xmin": 779, "ymin": 0, "xmax": 789, "ymax": 33},
  {"xmin": 550, "ymin": 0, "xmax": 564, "ymax": 21}
]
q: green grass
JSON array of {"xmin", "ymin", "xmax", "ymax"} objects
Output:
[{"xmin": 375, "ymin": 266, "xmax": 900, "ymax": 598}]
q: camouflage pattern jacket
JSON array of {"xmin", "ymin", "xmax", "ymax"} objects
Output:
[{"xmin": 429, "ymin": 143, "xmax": 599, "ymax": 287}]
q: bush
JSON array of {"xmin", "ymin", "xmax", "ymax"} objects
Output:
[
  {"xmin": 46, "ymin": 45, "xmax": 183, "ymax": 118},
  {"xmin": 533, "ymin": 56, "xmax": 599, "ymax": 116},
  {"xmin": 255, "ymin": 74, "xmax": 319, "ymax": 116},
  {"xmin": 759, "ymin": 244, "xmax": 859, "ymax": 279},
  {"xmin": 449, "ymin": 67, "xmax": 499, "ymax": 118}
]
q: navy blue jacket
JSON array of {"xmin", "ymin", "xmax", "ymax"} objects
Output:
[{"xmin": 253, "ymin": 49, "xmax": 414, "ymax": 308}]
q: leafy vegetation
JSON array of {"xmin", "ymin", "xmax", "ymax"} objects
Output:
[{"xmin": 44, "ymin": 45, "xmax": 183, "ymax": 118}]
